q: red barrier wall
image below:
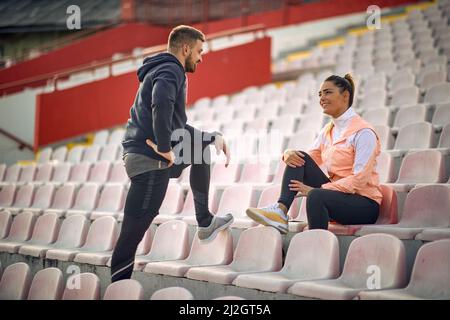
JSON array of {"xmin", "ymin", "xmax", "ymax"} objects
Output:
[
  {"xmin": 35, "ymin": 37, "xmax": 271, "ymax": 147},
  {"xmin": 0, "ymin": 23, "xmax": 169, "ymax": 85}
]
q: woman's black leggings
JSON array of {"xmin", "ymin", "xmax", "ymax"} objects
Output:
[
  {"xmin": 111, "ymin": 126, "xmax": 215, "ymax": 283},
  {"xmin": 278, "ymin": 151, "xmax": 380, "ymax": 230}
]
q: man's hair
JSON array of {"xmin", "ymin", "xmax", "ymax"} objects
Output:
[{"xmin": 168, "ymin": 25, "xmax": 205, "ymax": 52}]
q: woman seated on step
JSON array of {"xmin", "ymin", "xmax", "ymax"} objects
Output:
[{"xmin": 246, "ymin": 74, "xmax": 382, "ymax": 234}]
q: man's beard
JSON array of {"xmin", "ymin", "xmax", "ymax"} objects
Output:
[{"xmin": 185, "ymin": 53, "xmax": 197, "ymax": 73}]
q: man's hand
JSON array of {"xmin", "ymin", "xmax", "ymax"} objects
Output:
[
  {"xmin": 283, "ymin": 149, "xmax": 305, "ymax": 168},
  {"xmin": 289, "ymin": 180, "xmax": 314, "ymax": 197},
  {"xmin": 214, "ymin": 134, "xmax": 231, "ymax": 167},
  {"xmin": 146, "ymin": 139, "xmax": 175, "ymax": 167}
]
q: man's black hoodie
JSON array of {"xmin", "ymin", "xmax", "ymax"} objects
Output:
[{"xmin": 122, "ymin": 52, "xmax": 188, "ymax": 162}]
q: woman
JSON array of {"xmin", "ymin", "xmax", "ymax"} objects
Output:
[{"xmin": 246, "ymin": 74, "xmax": 382, "ymax": 233}]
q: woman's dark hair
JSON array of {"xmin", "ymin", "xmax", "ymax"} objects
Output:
[{"xmin": 324, "ymin": 73, "xmax": 355, "ymax": 107}]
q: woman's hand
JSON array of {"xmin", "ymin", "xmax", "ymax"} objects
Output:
[
  {"xmin": 283, "ymin": 149, "xmax": 306, "ymax": 168},
  {"xmin": 289, "ymin": 180, "xmax": 313, "ymax": 197}
]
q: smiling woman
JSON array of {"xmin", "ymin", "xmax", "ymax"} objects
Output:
[{"xmin": 246, "ymin": 73, "xmax": 383, "ymax": 233}]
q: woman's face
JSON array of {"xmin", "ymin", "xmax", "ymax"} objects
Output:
[{"xmin": 318, "ymin": 81, "xmax": 350, "ymax": 118}]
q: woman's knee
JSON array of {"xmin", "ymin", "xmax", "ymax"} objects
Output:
[{"xmin": 306, "ymin": 188, "xmax": 326, "ymax": 208}]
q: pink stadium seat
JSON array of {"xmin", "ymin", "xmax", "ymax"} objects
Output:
[
  {"xmin": 19, "ymin": 214, "xmax": 89, "ymax": 258},
  {"xmin": 93, "ymin": 130, "xmax": 109, "ymax": 146},
  {"xmin": 376, "ymin": 152, "xmax": 396, "ymax": 183},
  {"xmin": 150, "ymin": 287, "xmax": 194, "ymax": 300},
  {"xmin": 362, "ymin": 108, "xmax": 391, "ymax": 126},
  {"xmin": 88, "ymin": 161, "xmax": 111, "ymax": 184},
  {"xmin": 108, "ymin": 162, "xmax": 129, "ymax": 184},
  {"xmin": 62, "ymin": 273, "xmax": 101, "ymax": 300},
  {"xmin": 89, "ymin": 184, "xmax": 126, "ymax": 220},
  {"xmin": 234, "ymin": 230, "xmax": 339, "ymax": 293},
  {"xmin": 68, "ymin": 162, "xmax": 91, "ymax": 184},
  {"xmin": 432, "ymin": 103, "xmax": 450, "ymax": 129},
  {"xmin": 0, "ymin": 211, "xmax": 36, "ymax": 253},
  {"xmin": 213, "ymin": 295, "xmax": 245, "ymax": 300},
  {"xmin": 134, "ymin": 220, "xmax": 190, "ymax": 271},
  {"xmin": 391, "ymin": 122, "xmax": 434, "ymax": 152},
  {"xmin": 66, "ymin": 146, "xmax": 84, "ymax": 164},
  {"xmin": 99, "ymin": 144, "xmax": 120, "ymax": 162},
  {"xmin": 44, "ymin": 183, "xmax": 76, "ymax": 217},
  {"xmin": 357, "ymin": 185, "xmax": 450, "ymax": 239},
  {"xmin": 323, "ymin": 184, "xmax": 398, "ymax": 236},
  {"xmin": 392, "ymin": 105, "xmax": 427, "ymax": 131},
  {"xmin": 424, "ymin": 82, "xmax": 450, "ymax": 105},
  {"xmin": 215, "ymin": 184, "xmax": 256, "ymax": 228},
  {"xmin": 81, "ymin": 145, "xmax": 101, "ymax": 163},
  {"xmin": 388, "ymin": 150, "xmax": 446, "ymax": 192},
  {"xmin": 2, "ymin": 164, "xmax": 21, "ymax": 184},
  {"xmin": 0, "ymin": 210, "xmax": 12, "ymax": 239},
  {"xmin": 23, "ymin": 184, "xmax": 55, "ymax": 215},
  {"xmin": 3, "ymin": 184, "xmax": 35, "ymax": 215},
  {"xmin": 0, "ymin": 212, "xmax": 59, "ymax": 254},
  {"xmin": 37, "ymin": 147, "xmax": 52, "ymax": 163},
  {"xmin": 17, "ymin": 165, "xmax": 36, "ymax": 184},
  {"xmin": 0, "ymin": 184, "xmax": 16, "ymax": 209},
  {"xmin": 179, "ymin": 187, "xmax": 217, "ymax": 225},
  {"xmin": 238, "ymin": 161, "xmax": 271, "ymax": 184},
  {"xmin": 33, "ymin": 163, "xmax": 53, "ymax": 184},
  {"xmin": 103, "ymin": 279, "xmax": 144, "ymax": 300},
  {"xmin": 49, "ymin": 163, "xmax": 72, "ymax": 185},
  {"xmin": 51, "ymin": 146, "xmax": 67, "ymax": 163},
  {"xmin": 0, "ymin": 262, "xmax": 32, "ymax": 300},
  {"xmin": 437, "ymin": 123, "xmax": 450, "ymax": 149},
  {"xmin": 108, "ymin": 128, "xmax": 125, "ymax": 145},
  {"xmin": 186, "ymin": 226, "xmax": 282, "ymax": 285},
  {"xmin": 390, "ymin": 86, "xmax": 419, "ymax": 108},
  {"xmin": 64, "ymin": 183, "xmax": 100, "ymax": 218},
  {"xmin": 288, "ymin": 233, "xmax": 406, "ymax": 299},
  {"xmin": 210, "ymin": 163, "xmax": 240, "ymax": 185},
  {"xmin": 0, "ymin": 163, "xmax": 6, "ymax": 181},
  {"xmin": 46, "ymin": 216, "xmax": 117, "ymax": 262},
  {"xmin": 144, "ymin": 229, "xmax": 233, "ymax": 277},
  {"xmin": 27, "ymin": 268, "xmax": 64, "ymax": 300},
  {"xmin": 358, "ymin": 239, "xmax": 450, "ymax": 300},
  {"xmin": 269, "ymin": 115, "xmax": 297, "ymax": 135},
  {"xmin": 152, "ymin": 183, "xmax": 184, "ymax": 224},
  {"xmin": 286, "ymin": 130, "xmax": 317, "ymax": 151}
]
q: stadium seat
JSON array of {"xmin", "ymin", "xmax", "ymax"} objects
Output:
[
  {"xmin": 215, "ymin": 184, "xmax": 256, "ymax": 228},
  {"xmin": 64, "ymin": 183, "xmax": 100, "ymax": 218},
  {"xmin": 150, "ymin": 287, "xmax": 194, "ymax": 300},
  {"xmin": 0, "ymin": 184, "xmax": 16, "ymax": 209},
  {"xmin": 432, "ymin": 103, "xmax": 450, "ymax": 130},
  {"xmin": 0, "ymin": 262, "xmax": 32, "ymax": 300},
  {"xmin": 51, "ymin": 146, "xmax": 67, "ymax": 163},
  {"xmin": 49, "ymin": 163, "xmax": 72, "ymax": 185},
  {"xmin": 288, "ymin": 233, "xmax": 406, "ymax": 299},
  {"xmin": 88, "ymin": 161, "xmax": 111, "ymax": 184},
  {"xmin": 89, "ymin": 184, "xmax": 126, "ymax": 220},
  {"xmin": 134, "ymin": 220, "xmax": 190, "ymax": 271},
  {"xmin": 108, "ymin": 128, "xmax": 125, "ymax": 145},
  {"xmin": 99, "ymin": 144, "xmax": 120, "ymax": 162},
  {"xmin": 16, "ymin": 165, "xmax": 36, "ymax": 185},
  {"xmin": 376, "ymin": 152, "xmax": 396, "ymax": 183},
  {"xmin": 152, "ymin": 183, "xmax": 184, "ymax": 224},
  {"xmin": 0, "ymin": 212, "xmax": 59, "ymax": 253},
  {"xmin": 32, "ymin": 163, "xmax": 53, "ymax": 185},
  {"xmin": 19, "ymin": 214, "xmax": 89, "ymax": 258},
  {"xmin": 0, "ymin": 210, "xmax": 12, "ymax": 239},
  {"xmin": 358, "ymin": 239, "xmax": 450, "ymax": 300},
  {"xmin": 424, "ymin": 82, "xmax": 450, "ymax": 105},
  {"xmin": 186, "ymin": 226, "xmax": 282, "ymax": 285},
  {"xmin": 62, "ymin": 273, "xmax": 101, "ymax": 300},
  {"xmin": 373, "ymin": 125, "xmax": 395, "ymax": 150},
  {"xmin": 234, "ymin": 230, "xmax": 339, "ymax": 293},
  {"xmin": 107, "ymin": 162, "xmax": 129, "ymax": 184},
  {"xmin": 357, "ymin": 185, "xmax": 450, "ymax": 239},
  {"xmin": 0, "ymin": 211, "xmax": 36, "ymax": 252},
  {"xmin": 103, "ymin": 279, "xmax": 144, "ymax": 300},
  {"xmin": 144, "ymin": 229, "xmax": 233, "ymax": 277},
  {"xmin": 37, "ymin": 147, "xmax": 52, "ymax": 163},
  {"xmin": 66, "ymin": 146, "xmax": 84, "ymax": 164},
  {"xmin": 2, "ymin": 184, "xmax": 35, "ymax": 215},
  {"xmin": 27, "ymin": 268, "xmax": 64, "ymax": 300},
  {"xmin": 46, "ymin": 216, "xmax": 117, "ymax": 262},
  {"xmin": 392, "ymin": 105, "xmax": 427, "ymax": 132},
  {"xmin": 23, "ymin": 184, "xmax": 55, "ymax": 215},
  {"xmin": 389, "ymin": 86, "xmax": 419, "ymax": 109},
  {"xmin": 387, "ymin": 150, "xmax": 446, "ymax": 192},
  {"xmin": 81, "ymin": 145, "xmax": 101, "ymax": 163},
  {"xmin": 362, "ymin": 108, "xmax": 391, "ymax": 126}
]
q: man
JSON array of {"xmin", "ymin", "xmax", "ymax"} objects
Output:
[{"xmin": 111, "ymin": 25, "xmax": 234, "ymax": 283}]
